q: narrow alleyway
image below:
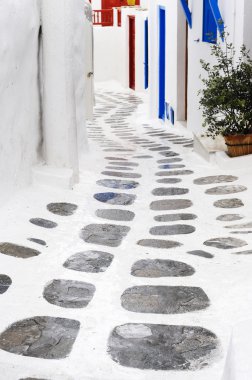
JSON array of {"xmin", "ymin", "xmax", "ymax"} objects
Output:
[{"xmin": 0, "ymin": 84, "xmax": 252, "ymax": 380}]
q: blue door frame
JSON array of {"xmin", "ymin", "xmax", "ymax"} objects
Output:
[
  {"xmin": 158, "ymin": 6, "xmax": 166, "ymax": 120},
  {"xmin": 144, "ymin": 18, "xmax": 149, "ymax": 89}
]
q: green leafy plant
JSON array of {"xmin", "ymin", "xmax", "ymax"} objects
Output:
[{"xmin": 198, "ymin": 34, "xmax": 252, "ymax": 139}]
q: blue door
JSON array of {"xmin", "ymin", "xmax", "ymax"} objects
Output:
[
  {"xmin": 159, "ymin": 7, "xmax": 166, "ymax": 120},
  {"xmin": 144, "ymin": 18, "xmax": 149, "ymax": 89}
]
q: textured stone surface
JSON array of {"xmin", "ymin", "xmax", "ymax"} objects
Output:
[
  {"xmin": 156, "ymin": 170, "xmax": 193, "ymax": 177},
  {"xmin": 28, "ymin": 238, "xmax": 47, "ymax": 246},
  {"xmin": 232, "ymin": 250, "xmax": 252, "ymax": 255},
  {"xmin": 101, "ymin": 171, "xmax": 141, "ymax": 179},
  {"xmin": 121, "ymin": 286, "xmax": 209, "ymax": 314},
  {"xmin": 64, "ymin": 250, "xmax": 114, "ymax": 273},
  {"xmin": 194, "ymin": 175, "xmax": 238, "ymax": 185},
  {"xmin": 94, "ymin": 192, "xmax": 136, "ymax": 206},
  {"xmin": 30, "ymin": 218, "xmax": 57, "ymax": 229},
  {"xmin": 97, "ymin": 179, "xmax": 139, "ymax": 190},
  {"xmin": 158, "ymin": 164, "xmax": 185, "ymax": 169},
  {"xmin": 0, "ymin": 275, "xmax": 12, "ymax": 294},
  {"xmin": 133, "ymin": 155, "xmax": 153, "ymax": 159},
  {"xmin": 204, "ymin": 237, "xmax": 247, "ymax": 249},
  {"xmin": 205, "ymin": 185, "xmax": 247, "ymax": 195},
  {"xmin": 0, "ymin": 317, "xmax": 80, "ymax": 359},
  {"xmin": 152, "ymin": 187, "xmax": 189, "ymax": 196},
  {"xmin": 43, "ymin": 280, "xmax": 95, "ymax": 309},
  {"xmin": 106, "ymin": 166, "xmax": 133, "ymax": 171},
  {"xmin": 137, "ymin": 239, "xmax": 182, "ymax": 249},
  {"xmin": 154, "ymin": 213, "xmax": 197, "ymax": 222},
  {"xmin": 217, "ymin": 214, "xmax": 244, "ymax": 222},
  {"xmin": 188, "ymin": 250, "xmax": 214, "ymax": 259},
  {"xmin": 225, "ymin": 222, "xmax": 252, "ymax": 229},
  {"xmin": 108, "ymin": 162, "xmax": 138, "ymax": 167},
  {"xmin": 157, "ymin": 178, "xmax": 182, "ymax": 184},
  {"xmin": 0, "ymin": 243, "xmax": 40, "ymax": 259},
  {"xmin": 96, "ymin": 209, "xmax": 135, "ymax": 221},
  {"xmin": 80, "ymin": 224, "xmax": 130, "ymax": 247},
  {"xmin": 150, "ymin": 199, "xmax": 193, "ymax": 211},
  {"xmin": 149, "ymin": 146, "xmax": 170, "ymax": 151},
  {"xmin": 159, "ymin": 151, "xmax": 180, "ymax": 157},
  {"xmin": 157, "ymin": 158, "xmax": 183, "ymax": 163},
  {"xmin": 150, "ymin": 225, "xmax": 195, "ymax": 235},
  {"xmin": 131, "ymin": 259, "xmax": 195, "ymax": 277},
  {"xmin": 47, "ymin": 203, "xmax": 78, "ymax": 216},
  {"xmin": 213, "ymin": 198, "xmax": 244, "ymax": 209}
]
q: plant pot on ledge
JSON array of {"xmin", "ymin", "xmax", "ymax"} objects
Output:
[{"xmin": 224, "ymin": 134, "xmax": 252, "ymax": 157}]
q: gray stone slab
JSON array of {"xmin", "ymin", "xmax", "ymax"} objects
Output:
[
  {"xmin": 217, "ymin": 214, "xmax": 244, "ymax": 222},
  {"xmin": 97, "ymin": 179, "xmax": 139, "ymax": 190},
  {"xmin": 188, "ymin": 250, "xmax": 214, "ymax": 259},
  {"xmin": 0, "ymin": 243, "xmax": 40, "ymax": 259},
  {"xmin": 231, "ymin": 231, "xmax": 252, "ymax": 234},
  {"xmin": 43, "ymin": 279, "xmax": 95, "ymax": 309},
  {"xmin": 106, "ymin": 166, "xmax": 134, "ymax": 171},
  {"xmin": 131, "ymin": 259, "xmax": 195, "ymax": 277},
  {"xmin": 108, "ymin": 323, "xmax": 218, "ymax": 370},
  {"xmin": 105, "ymin": 157, "xmax": 128, "ymax": 161},
  {"xmin": 150, "ymin": 199, "xmax": 193, "ymax": 211},
  {"xmin": 225, "ymin": 222, "xmax": 252, "ymax": 229},
  {"xmin": 0, "ymin": 275, "xmax": 12, "ymax": 294},
  {"xmin": 94, "ymin": 192, "xmax": 136, "ymax": 206},
  {"xmin": 154, "ymin": 213, "xmax": 197, "ymax": 222},
  {"xmin": 0, "ymin": 316, "xmax": 80, "ymax": 359},
  {"xmin": 150, "ymin": 225, "xmax": 195, "ymax": 235},
  {"xmin": 204, "ymin": 237, "xmax": 247, "ymax": 249},
  {"xmin": 64, "ymin": 250, "xmax": 114, "ymax": 273},
  {"xmin": 152, "ymin": 187, "xmax": 189, "ymax": 196},
  {"xmin": 158, "ymin": 164, "xmax": 186, "ymax": 169},
  {"xmin": 30, "ymin": 218, "xmax": 57, "ymax": 229},
  {"xmin": 232, "ymin": 250, "xmax": 252, "ymax": 255},
  {"xmin": 121, "ymin": 286, "xmax": 209, "ymax": 314},
  {"xmin": 214, "ymin": 198, "xmax": 244, "ymax": 209},
  {"xmin": 108, "ymin": 162, "xmax": 138, "ymax": 167},
  {"xmin": 133, "ymin": 155, "xmax": 153, "ymax": 159},
  {"xmin": 149, "ymin": 147, "xmax": 171, "ymax": 151},
  {"xmin": 28, "ymin": 238, "xmax": 47, "ymax": 246},
  {"xmin": 205, "ymin": 185, "xmax": 247, "ymax": 195},
  {"xmin": 102, "ymin": 171, "xmax": 141, "ymax": 179},
  {"xmin": 156, "ymin": 170, "xmax": 194, "ymax": 177},
  {"xmin": 194, "ymin": 175, "xmax": 238, "ymax": 185},
  {"xmin": 47, "ymin": 203, "xmax": 78, "ymax": 216},
  {"xmin": 157, "ymin": 158, "xmax": 183, "ymax": 163},
  {"xmin": 157, "ymin": 178, "xmax": 182, "ymax": 184},
  {"xmin": 80, "ymin": 224, "xmax": 130, "ymax": 247},
  {"xmin": 96, "ymin": 209, "xmax": 135, "ymax": 221},
  {"xmin": 137, "ymin": 239, "xmax": 182, "ymax": 249},
  {"xmin": 159, "ymin": 151, "xmax": 180, "ymax": 157}
]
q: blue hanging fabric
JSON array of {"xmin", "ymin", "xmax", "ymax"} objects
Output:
[
  {"xmin": 209, "ymin": 0, "xmax": 225, "ymax": 40},
  {"xmin": 179, "ymin": 0, "xmax": 192, "ymax": 29}
]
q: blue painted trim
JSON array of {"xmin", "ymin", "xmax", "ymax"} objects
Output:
[
  {"xmin": 179, "ymin": 0, "xmax": 192, "ymax": 29},
  {"xmin": 202, "ymin": 0, "xmax": 217, "ymax": 43},
  {"xmin": 165, "ymin": 102, "xmax": 170, "ymax": 120},
  {"xmin": 209, "ymin": 0, "xmax": 224, "ymax": 41},
  {"xmin": 158, "ymin": 6, "xmax": 166, "ymax": 120},
  {"xmin": 144, "ymin": 18, "xmax": 149, "ymax": 89}
]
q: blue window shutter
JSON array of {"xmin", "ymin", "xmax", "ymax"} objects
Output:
[
  {"xmin": 179, "ymin": 0, "xmax": 192, "ymax": 29},
  {"xmin": 202, "ymin": 0, "xmax": 217, "ymax": 43},
  {"xmin": 144, "ymin": 18, "xmax": 149, "ymax": 89},
  {"xmin": 209, "ymin": 0, "xmax": 225, "ymax": 41}
]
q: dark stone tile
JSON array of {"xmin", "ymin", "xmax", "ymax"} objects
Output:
[
  {"xmin": 28, "ymin": 238, "xmax": 47, "ymax": 246},
  {"xmin": 225, "ymin": 222, "xmax": 252, "ymax": 229},
  {"xmin": 157, "ymin": 178, "xmax": 182, "ymax": 184},
  {"xmin": 0, "ymin": 316, "xmax": 80, "ymax": 359},
  {"xmin": 137, "ymin": 239, "xmax": 182, "ymax": 249},
  {"xmin": 97, "ymin": 179, "xmax": 139, "ymax": 190},
  {"xmin": 105, "ymin": 157, "xmax": 128, "ymax": 161},
  {"xmin": 47, "ymin": 203, "xmax": 78, "ymax": 216},
  {"xmin": 80, "ymin": 224, "xmax": 130, "ymax": 247},
  {"xmin": 204, "ymin": 237, "xmax": 247, "ymax": 249},
  {"xmin": 149, "ymin": 147, "xmax": 171, "ymax": 151},
  {"xmin": 121, "ymin": 286, "xmax": 209, "ymax": 314},
  {"xmin": 108, "ymin": 162, "xmax": 138, "ymax": 167},
  {"xmin": 156, "ymin": 170, "xmax": 194, "ymax": 177},
  {"xmin": 159, "ymin": 151, "xmax": 180, "ymax": 157},
  {"xmin": 231, "ymin": 231, "xmax": 252, "ymax": 234},
  {"xmin": 64, "ymin": 250, "xmax": 114, "ymax": 273},
  {"xmin": 213, "ymin": 198, "xmax": 244, "ymax": 209},
  {"xmin": 217, "ymin": 214, "xmax": 244, "ymax": 222},
  {"xmin": 96, "ymin": 209, "xmax": 135, "ymax": 221},
  {"xmin": 131, "ymin": 259, "xmax": 195, "ymax": 277},
  {"xmin": 94, "ymin": 192, "xmax": 136, "ymax": 206},
  {"xmin": 205, "ymin": 185, "xmax": 247, "ymax": 195},
  {"xmin": 150, "ymin": 225, "xmax": 195, "ymax": 235},
  {"xmin": 154, "ymin": 213, "xmax": 197, "ymax": 222},
  {"xmin": 232, "ymin": 250, "xmax": 252, "ymax": 255},
  {"xmin": 0, "ymin": 275, "xmax": 12, "ymax": 294},
  {"xmin": 194, "ymin": 175, "xmax": 238, "ymax": 185},
  {"xmin": 150, "ymin": 199, "xmax": 193, "ymax": 211},
  {"xmin": 188, "ymin": 250, "xmax": 214, "ymax": 259},
  {"xmin": 108, "ymin": 323, "xmax": 218, "ymax": 370},
  {"xmin": 133, "ymin": 155, "xmax": 153, "ymax": 159},
  {"xmin": 152, "ymin": 187, "xmax": 189, "ymax": 196},
  {"xmin": 43, "ymin": 279, "xmax": 95, "ymax": 309},
  {"xmin": 157, "ymin": 158, "xmax": 183, "ymax": 163},
  {"xmin": 0, "ymin": 243, "xmax": 40, "ymax": 259},
  {"xmin": 30, "ymin": 218, "xmax": 57, "ymax": 229},
  {"xmin": 158, "ymin": 164, "xmax": 186, "ymax": 169},
  {"xmin": 102, "ymin": 171, "xmax": 141, "ymax": 179}
]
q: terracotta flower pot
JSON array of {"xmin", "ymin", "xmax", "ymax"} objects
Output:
[
  {"xmin": 224, "ymin": 134, "xmax": 252, "ymax": 157},
  {"xmin": 127, "ymin": 0, "xmax": 136, "ymax": 5}
]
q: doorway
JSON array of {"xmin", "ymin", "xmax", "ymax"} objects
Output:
[
  {"xmin": 158, "ymin": 6, "xmax": 166, "ymax": 120},
  {"xmin": 129, "ymin": 15, "xmax": 136, "ymax": 90}
]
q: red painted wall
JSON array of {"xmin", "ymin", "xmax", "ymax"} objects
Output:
[{"xmin": 102, "ymin": 0, "xmax": 140, "ymax": 9}]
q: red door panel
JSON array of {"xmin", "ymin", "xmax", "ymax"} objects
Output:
[
  {"xmin": 102, "ymin": 0, "xmax": 140, "ymax": 9},
  {"xmin": 129, "ymin": 16, "xmax": 135, "ymax": 90}
]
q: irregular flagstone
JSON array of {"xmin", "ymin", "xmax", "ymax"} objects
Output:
[
  {"xmin": 30, "ymin": 218, "xmax": 57, "ymax": 229},
  {"xmin": 97, "ymin": 179, "xmax": 139, "ymax": 190},
  {"xmin": 0, "ymin": 243, "xmax": 40, "ymax": 259},
  {"xmin": 214, "ymin": 198, "xmax": 244, "ymax": 209},
  {"xmin": 43, "ymin": 280, "xmax": 95, "ymax": 309},
  {"xmin": 108, "ymin": 162, "xmax": 138, "ymax": 167},
  {"xmin": 121, "ymin": 286, "xmax": 209, "ymax": 314},
  {"xmin": 96, "ymin": 209, "xmax": 135, "ymax": 221},
  {"xmin": 105, "ymin": 157, "xmax": 128, "ymax": 161},
  {"xmin": 157, "ymin": 178, "xmax": 182, "ymax": 184},
  {"xmin": 131, "ymin": 259, "xmax": 195, "ymax": 277},
  {"xmin": 0, "ymin": 316, "xmax": 80, "ymax": 359},
  {"xmin": 230, "ymin": 231, "xmax": 252, "ymax": 234},
  {"xmin": 80, "ymin": 224, "xmax": 130, "ymax": 247},
  {"xmin": 137, "ymin": 239, "xmax": 182, "ymax": 249},
  {"xmin": 188, "ymin": 250, "xmax": 214, "ymax": 259},
  {"xmin": 232, "ymin": 250, "xmax": 252, "ymax": 255},
  {"xmin": 204, "ymin": 237, "xmax": 247, "ymax": 249},
  {"xmin": 194, "ymin": 175, "xmax": 238, "ymax": 185},
  {"xmin": 94, "ymin": 192, "xmax": 136, "ymax": 206},
  {"xmin": 152, "ymin": 187, "xmax": 189, "ymax": 196},
  {"xmin": 150, "ymin": 199, "xmax": 193, "ymax": 211},
  {"xmin": 150, "ymin": 225, "xmax": 195, "ymax": 235},
  {"xmin": 108, "ymin": 323, "xmax": 218, "ymax": 371},
  {"xmin": 217, "ymin": 214, "xmax": 244, "ymax": 222},
  {"xmin": 158, "ymin": 164, "xmax": 186, "ymax": 169},
  {"xmin": 225, "ymin": 222, "xmax": 252, "ymax": 229},
  {"xmin": 149, "ymin": 147, "xmax": 171, "ymax": 151},
  {"xmin": 154, "ymin": 213, "xmax": 197, "ymax": 222},
  {"xmin": 205, "ymin": 185, "xmax": 247, "ymax": 195},
  {"xmin": 102, "ymin": 171, "xmax": 141, "ymax": 179},
  {"xmin": 156, "ymin": 170, "xmax": 194, "ymax": 177},
  {"xmin": 157, "ymin": 158, "xmax": 183, "ymax": 163},
  {"xmin": 28, "ymin": 238, "xmax": 47, "ymax": 246},
  {"xmin": 133, "ymin": 155, "xmax": 153, "ymax": 159},
  {"xmin": 159, "ymin": 151, "xmax": 180, "ymax": 157},
  {"xmin": 47, "ymin": 203, "xmax": 78, "ymax": 216},
  {"xmin": 64, "ymin": 250, "xmax": 114, "ymax": 273},
  {"xmin": 0, "ymin": 275, "xmax": 12, "ymax": 294},
  {"xmin": 105, "ymin": 166, "xmax": 133, "ymax": 171}
]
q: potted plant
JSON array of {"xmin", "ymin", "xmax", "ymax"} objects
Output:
[{"xmin": 199, "ymin": 34, "xmax": 252, "ymax": 157}]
